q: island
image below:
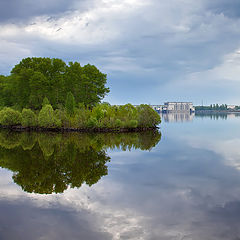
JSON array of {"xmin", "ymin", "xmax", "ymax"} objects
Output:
[{"xmin": 0, "ymin": 57, "xmax": 161, "ymax": 132}]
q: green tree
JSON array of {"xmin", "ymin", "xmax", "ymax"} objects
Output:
[
  {"xmin": 38, "ymin": 104, "xmax": 59, "ymax": 128},
  {"xmin": 10, "ymin": 57, "xmax": 66, "ymax": 109},
  {"xmin": 42, "ymin": 97, "xmax": 50, "ymax": 107},
  {"xmin": 80, "ymin": 64, "xmax": 109, "ymax": 107},
  {"xmin": 5, "ymin": 57, "xmax": 109, "ymax": 109},
  {"xmin": 65, "ymin": 91, "xmax": 75, "ymax": 116},
  {"xmin": 29, "ymin": 72, "xmax": 48, "ymax": 109}
]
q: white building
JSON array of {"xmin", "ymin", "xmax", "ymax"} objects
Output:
[{"xmin": 164, "ymin": 102, "xmax": 195, "ymax": 112}]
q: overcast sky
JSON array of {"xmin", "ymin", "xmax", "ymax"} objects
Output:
[{"xmin": 1, "ymin": 0, "xmax": 240, "ymax": 105}]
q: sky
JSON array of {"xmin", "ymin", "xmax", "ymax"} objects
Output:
[{"xmin": 1, "ymin": 0, "xmax": 240, "ymax": 105}]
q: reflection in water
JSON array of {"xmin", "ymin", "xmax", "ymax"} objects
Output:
[
  {"xmin": 195, "ymin": 112, "xmax": 240, "ymax": 120},
  {"xmin": 161, "ymin": 112, "xmax": 195, "ymax": 122},
  {"xmin": 2, "ymin": 116, "xmax": 240, "ymax": 239},
  {"xmin": 0, "ymin": 130, "xmax": 161, "ymax": 194}
]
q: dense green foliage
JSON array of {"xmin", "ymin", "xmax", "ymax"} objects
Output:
[
  {"xmin": 0, "ymin": 107, "xmax": 22, "ymax": 126},
  {"xmin": 38, "ymin": 104, "xmax": 60, "ymax": 128},
  {"xmin": 0, "ymin": 57, "xmax": 109, "ymax": 109},
  {"xmin": 0, "ymin": 130, "xmax": 161, "ymax": 194},
  {"xmin": 137, "ymin": 104, "xmax": 161, "ymax": 127},
  {"xmin": 42, "ymin": 97, "xmax": 50, "ymax": 107},
  {"xmin": 0, "ymin": 57, "xmax": 161, "ymax": 130},
  {"xmin": 0, "ymin": 103, "xmax": 161, "ymax": 129},
  {"xmin": 65, "ymin": 91, "xmax": 75, "ymax": 116},
  {"xmin": 21, "ymin": 108, "xmax": 37, "ymax": 127}
]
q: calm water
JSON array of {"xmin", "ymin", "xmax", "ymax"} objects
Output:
[{"xmin": 1, "ymin": 113, "xmax": 240, "ymax": 239}]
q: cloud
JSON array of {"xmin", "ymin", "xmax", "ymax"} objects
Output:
[
  {"xmin": 190, "ymin": 48, "xmax": 240, "ymax": 83},
  {"xmin": 1, "ymin": 0, "xmax": 240, "ymax": 103},
  {"xmin": 206, "ymin": 0, "xmax": 240, "ymax": 19},
  {"xmin": 0, "ymin": 0, "xmax": 95, "ymax": 23}
]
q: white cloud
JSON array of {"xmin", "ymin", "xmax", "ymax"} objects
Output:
[
  {"xmin": 1, "ymin": 0, "xmax": 240, "ymax": 102},
  {"xmin": 194, "ymin": 49, "xmax": 240, "ymax": 82},
  {"xmin": 20, "ymin": 0, "xmax": 149, "ymax": 45}
]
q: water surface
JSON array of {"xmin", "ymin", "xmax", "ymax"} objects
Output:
[{"xmin": 1, "ymin": 113, "xmax": 240, "ymax": 239}]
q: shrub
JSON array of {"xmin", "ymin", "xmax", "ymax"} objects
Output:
[
  {"xmin": 38, "ymin": 104, "xmax": 58, "ymax": 128},
  {"xmin": 0, "ymin": 107, "xmax": 22, "ymax": 126},
  {"xmin": 137, "ymin": 104, "xmax": 161, "ymax": 127},
  {"xmin": 126, "ymin": 120, "xmax": 138, "ymax": 128},
  {"xmin": 71, "ymin": 108, "xmax": 90, "ymax": 128},
  {"xmin": 115, "ymin": 119, "xmax": 122, "ymax": 128},
  {"xmin": 54, "ymin": 109, "xmax": 64, "ymax": 128},
  {"xmin": 87, "ymin": 116, "xmax": 98, "ymax": 128},
  {"xmin": 21, "ymin": 108, "xmax": 37, "ymax": 127}
]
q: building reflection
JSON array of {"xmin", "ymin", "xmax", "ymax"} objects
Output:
[{"xmin": 161, "ymin": 112, "xmax": 195, "ymax": 123}]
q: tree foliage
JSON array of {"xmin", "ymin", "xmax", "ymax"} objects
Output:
[
  {"xmin": 65, "ymin": 91, "xmax": 75, "ymax": 116},
  {"xmin": 0, "ymin": 57, "xmax": 162, "ymax": 130},
  {"xmin": 0, "ymin": 107, "xmax": 22, "ymax": 126},
  {"xmin": 38, "ymin": 104, "xmax": 60, "ymax": 128},
  {"xmin": 42, "ymin": 97, "xmax": 50, "ymax": 107},
  {"xmin": 0, "ymin": 57, "xmax": 109, "ymax": 109},
  {"xmin": 21, "ymin": 108, "xmax": 37, "ymax": 127},
  {"xmin": 0, "ymin": 103, "xmax": 161, "ymax": 129},
  {"xmin": 137, "ymin": 104, "xmax": 161, "ymax": 127}
]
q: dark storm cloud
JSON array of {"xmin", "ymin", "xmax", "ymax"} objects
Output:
[{"xmin": 0, "ymin": 0, "xmax": 91, "ymax": 23}]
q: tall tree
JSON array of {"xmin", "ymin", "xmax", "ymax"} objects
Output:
[
  {"xmin": 65, "ymin": 91, "xmax": 76, "ymax": 116},
  {"xmin": 81, "ymin": 64, "xmax": 109, "ymax": 107}
]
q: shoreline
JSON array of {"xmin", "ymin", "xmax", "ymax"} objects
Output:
[{"xmin": 0, "ymin": 125, "xmax": 159, "ymax": 133}]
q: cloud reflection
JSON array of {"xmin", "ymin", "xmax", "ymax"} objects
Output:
[{"xmin": 1, "ymin": 118, "xmax": 240, "ymax": 239}]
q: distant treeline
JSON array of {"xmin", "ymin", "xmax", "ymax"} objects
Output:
[
  {"xmin": 195, "ymin": 104, "xmax": 240, "ymax": 111},
  {"xmin": 0, "ymin": 57, "xmax": 161, "ymax": 131}
]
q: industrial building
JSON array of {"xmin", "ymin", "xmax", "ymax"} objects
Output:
[{"xmin": 151, "ymin": 102, "xmax": 195, "ymax": 113}]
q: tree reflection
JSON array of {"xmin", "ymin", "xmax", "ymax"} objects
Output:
[{"xmin": 0, "ymin": 130, "xmax": 161, "ymax": 194}]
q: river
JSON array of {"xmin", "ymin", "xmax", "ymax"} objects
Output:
[{"xmin": 0, "ymin": 113, "xmax": 240, "ymax": 239}]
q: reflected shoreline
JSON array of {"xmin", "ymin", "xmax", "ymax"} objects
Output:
[
  {"xmin": 0, "ymin": 130, "xmax": 161, "ymax": 194},
  {"xmin": 195, "ymin": 112, "xmax": 240, "ymax": 120}
]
